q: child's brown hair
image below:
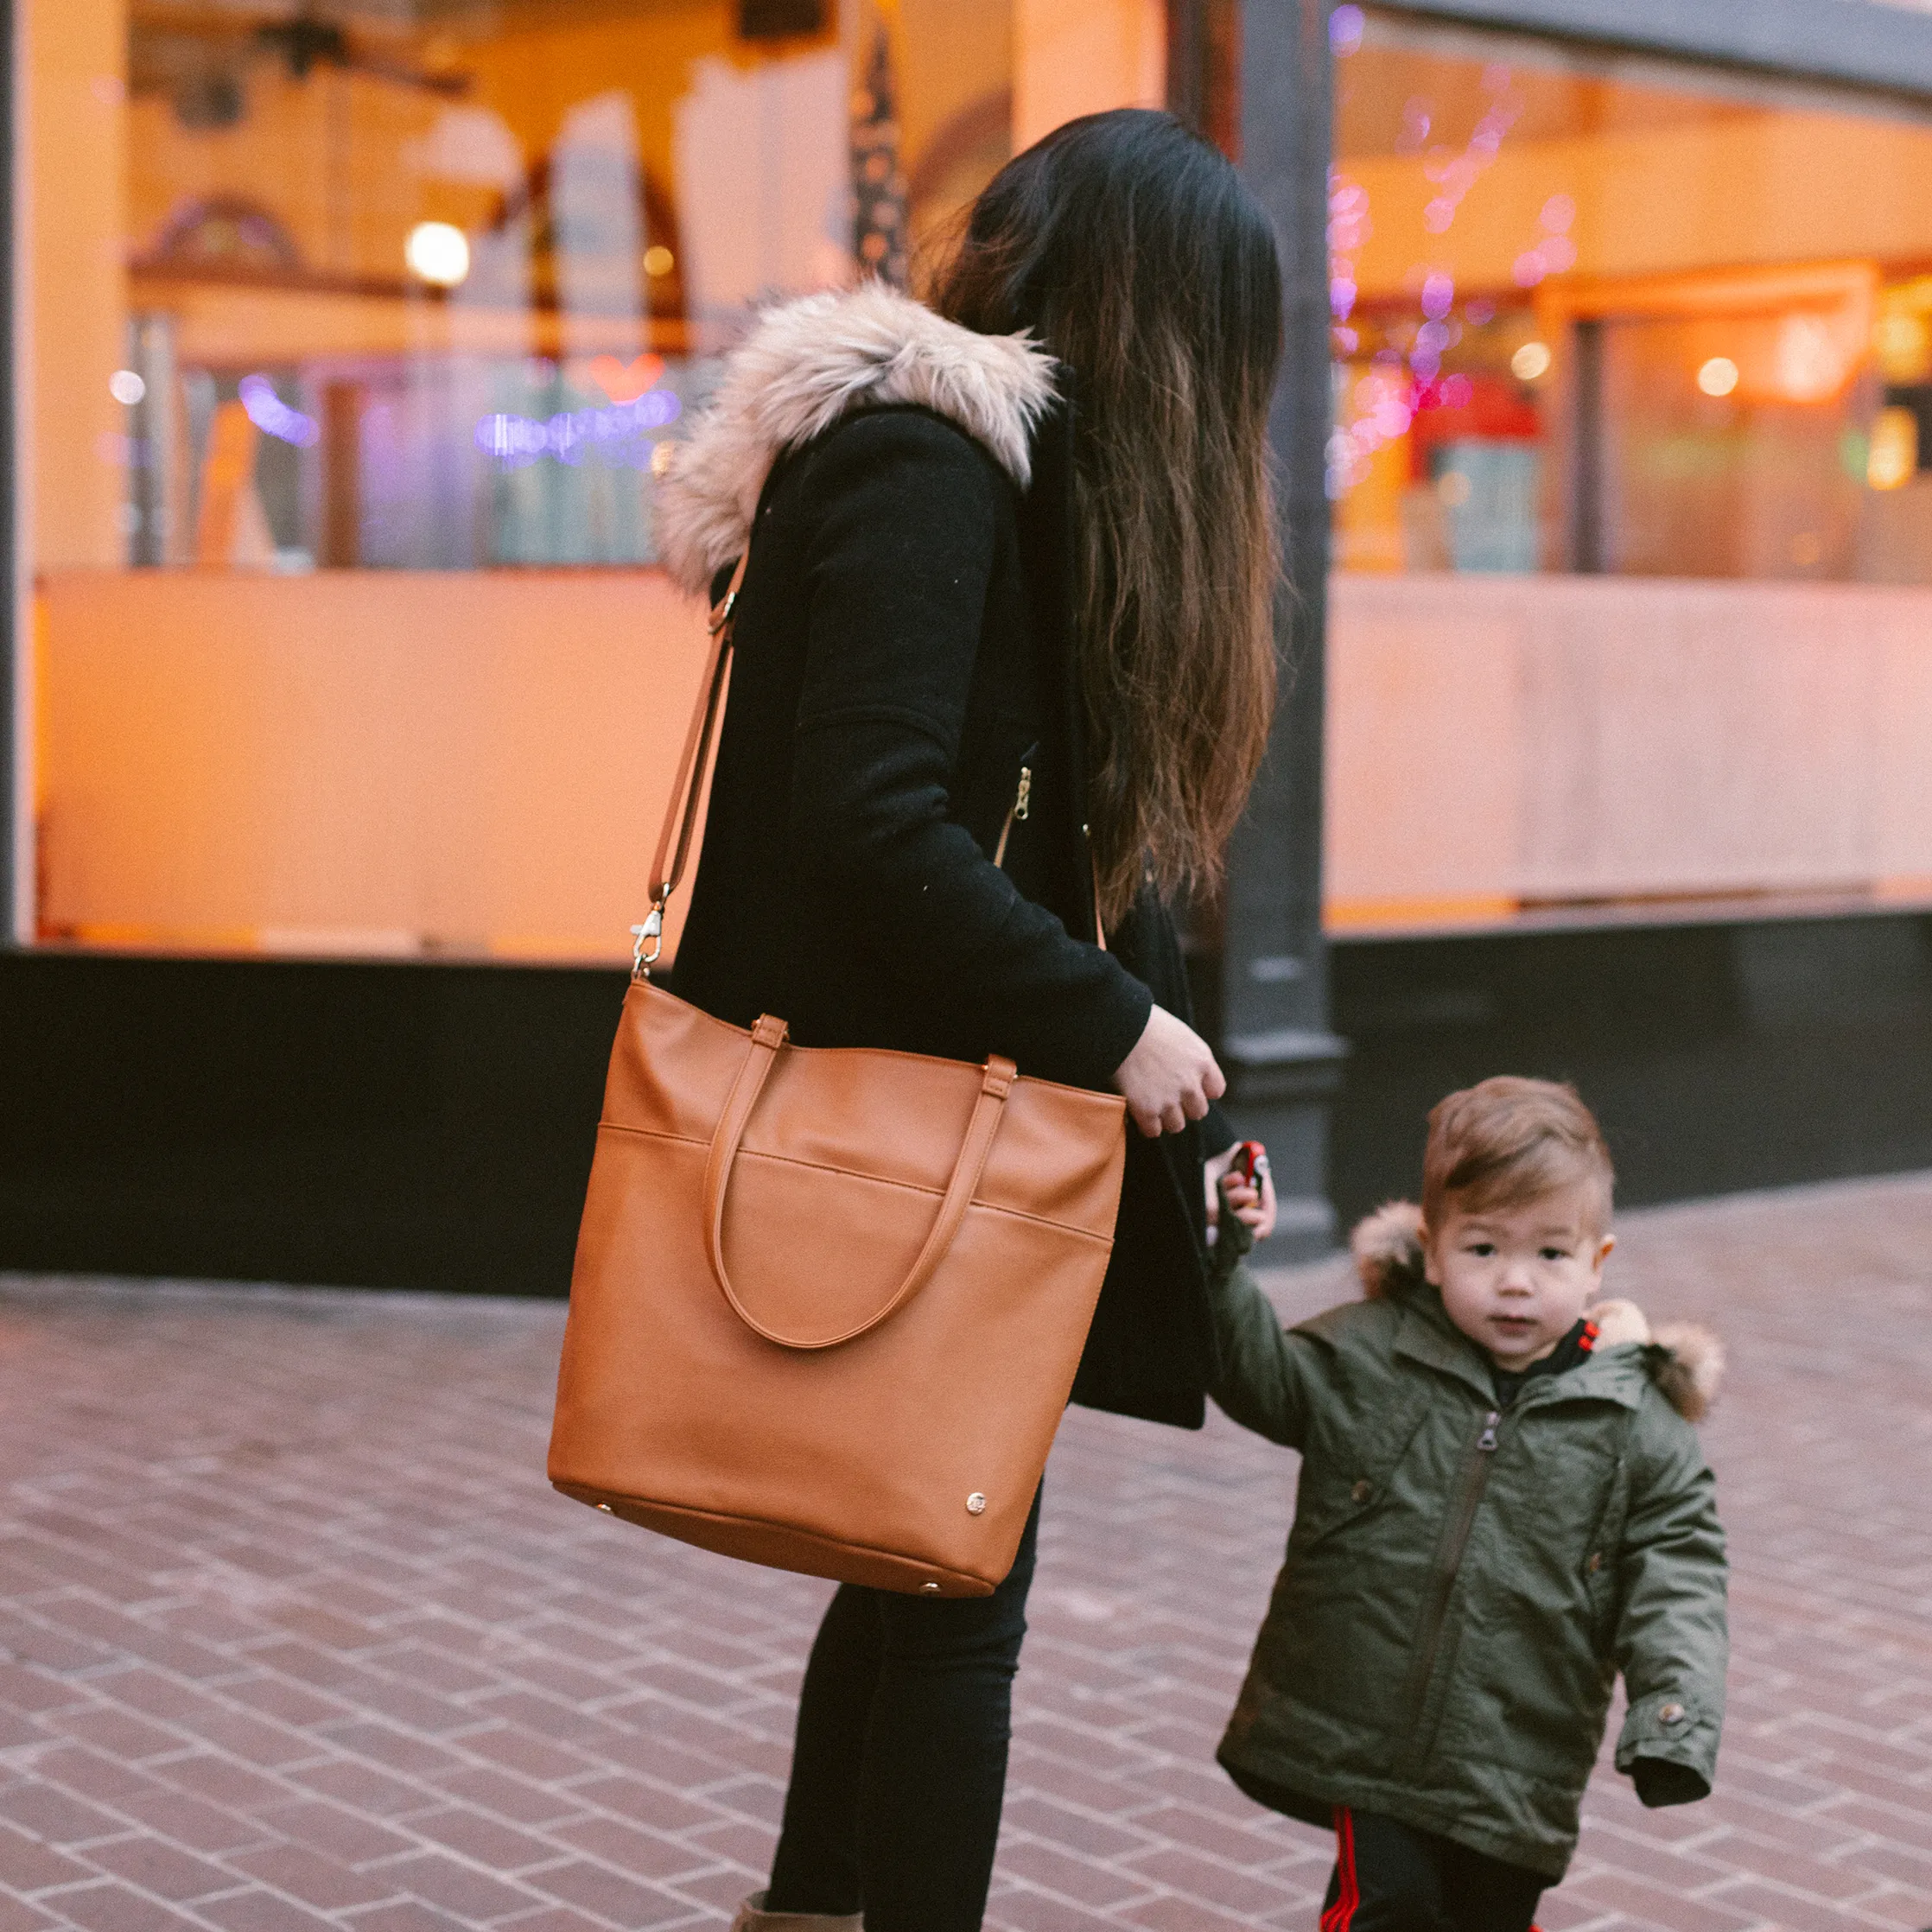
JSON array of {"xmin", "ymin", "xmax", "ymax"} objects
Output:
[{"xmin": 1422, "ymin": 1077, "xmax": 1614, "ymax": 1236}]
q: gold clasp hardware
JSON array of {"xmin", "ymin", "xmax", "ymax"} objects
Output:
[
  {"xmin": 1012, "ymin": 766, "xmax": 1032, "ymax": 822},
  {"xmin": 630, "ymin": 903, "xmax": 665, "ymax": 980}
]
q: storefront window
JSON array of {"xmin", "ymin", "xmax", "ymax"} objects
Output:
[
  {"xmin": 1322, "ymin": 8, "xmax": 1932, "ymax": 937},
  {"xmin": 1328, "ymin": 6, "xmax": 1932, "ymax": 582},
  {"xmin": 25, "ymin": 0, "xmax": 1163, "ymax": 958}
]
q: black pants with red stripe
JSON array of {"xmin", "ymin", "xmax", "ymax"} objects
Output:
[{"xmin": 1320, "ymin": 1807, "xmax": 1545, "ymax": 1932}]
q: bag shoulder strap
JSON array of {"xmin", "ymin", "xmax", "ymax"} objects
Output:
[
  {"xmin": 632, "ymin": 552, "xmax": 747, "ymax": 978},
  {"xmin": 632, "ymin": 547, "xmax": 1106, "ymax": 976}
]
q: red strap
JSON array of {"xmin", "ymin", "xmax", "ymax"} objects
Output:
[{"xmin": 1321, "ymin": 1806, "xmax": 1360, "ymax": 1932}]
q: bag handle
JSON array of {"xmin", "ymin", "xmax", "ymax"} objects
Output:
[
  {"xmin": 633, "ymin": 553, "xmax": 748, "ymax": 978},
  {"xmin": 702, "ymin": 1014, "xmax": 1017, "ymax": 1350}
]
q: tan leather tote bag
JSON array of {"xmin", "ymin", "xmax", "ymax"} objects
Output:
[{"xmin": 548, "ymin": 560, "xmax": 1128, "ymax": 1598}]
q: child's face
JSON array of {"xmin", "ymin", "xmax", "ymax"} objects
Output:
[{"xmin": 1425, "ymin": 1184, "xmax": 1614, "ymax": 1370}]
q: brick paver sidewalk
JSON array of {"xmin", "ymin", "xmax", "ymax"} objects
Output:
[{"xmin": 3, "ymin": 1173, "xmax": 1929, "ymax": 1932}]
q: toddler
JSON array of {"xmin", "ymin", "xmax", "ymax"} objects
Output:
[{"xmin": 1210, "ymin": 1077, "xmax": 1727, "ymax": 1929}]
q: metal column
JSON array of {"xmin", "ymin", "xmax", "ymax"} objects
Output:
[
  {"xmin": 1221, "ymin": 0, "xmax": 1348, "ymax": 1255},
  {"xmin": 1, "ymin": 0, "xmax": 19, "ymax": 945}
]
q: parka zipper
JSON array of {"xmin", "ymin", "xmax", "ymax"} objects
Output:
[
  {"xmin": 992, "ymin": 753, "xmax": 1036, "ymax": 869},
  {"xmin": 1396, "ymin": 1407, "xmax": 1502, "ymax": 1758}
]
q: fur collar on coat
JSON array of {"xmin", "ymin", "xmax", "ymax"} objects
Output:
[
  {"xmin": 1350, "ymin": 1201, "xmax": 1726, "ymax": 1422},
  {"xmin": 654, "ymin": 282, "xmax": 1059, "ymax": 596}
]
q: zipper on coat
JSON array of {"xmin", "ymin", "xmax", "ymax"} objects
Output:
[
  {"xmin": 1396, "ymin": 1407, "xmax": 1502, "ymax": 1760},
  {"xmin": 992, "ymin": 751, "xmax": 1036, "ymax": 869}
]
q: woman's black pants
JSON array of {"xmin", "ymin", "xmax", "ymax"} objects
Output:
[{"xmin": 762, "ymin": 1490, "xmax": 1042, "ymax": 1931}]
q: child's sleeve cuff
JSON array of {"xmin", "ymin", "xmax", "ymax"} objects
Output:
[{"xmin": 1614, "ymin": 1688, "xmax": 1717, "ymax": 1798}]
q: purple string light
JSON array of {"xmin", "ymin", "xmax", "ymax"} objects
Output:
[
  {"xmin": 1420, "ymin": 77, "xmax": 1519, "ymax": 234},
  {"xmin": 474, "ymin": 387, "xmax": 683, "ymax": 471},
  {"xmin": 1513, "ymin": 194, "xmax": 1579, "ymax": 288},
  {"xmin": 238, "ymin": 374, "xmax": 320, "ymax": 448},
  {"xmin": 1325, "ymin": 67, "xmax": 1522, "ymax": 499},
  {"xmin": 1329, "ymin": 168, "xmax": 1371, "ymax": 354}
]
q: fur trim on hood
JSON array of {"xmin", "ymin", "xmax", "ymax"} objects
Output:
[
  {"xmin": 1351, "ymin": 1200, "xmax": 1428, "ymax": 1299},
  {"xmin": 1347, "ymin": 1200, "xmax": 1725, "ymax": 1420},
  {"xmin": 654, "ymin": 282, "xmax": 1058, "ymax": 595}
]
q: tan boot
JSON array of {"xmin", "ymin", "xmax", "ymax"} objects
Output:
[{"xmin": 728, "ymin": 1891, "xmax": 861, "ymax": 1932}]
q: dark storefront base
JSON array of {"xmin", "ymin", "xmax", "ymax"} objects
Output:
[
  {"xmin": 0, "ymin": 952, "xmax": 625, "ymax": 1294},
  {"xmin": 4, "ymin": 912, "xmax": 1930, "ymax": 1294},
  {"xmin": 1325, "ymin": 912, "xmax": 1932, "ymax": 1227}
]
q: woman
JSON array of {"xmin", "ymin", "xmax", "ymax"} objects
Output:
[{"xmin": 654, "ymin": 109, "xmax": 1284, "ymax": 1932}]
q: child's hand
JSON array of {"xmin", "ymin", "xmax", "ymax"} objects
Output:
[{"xmin": 1205, "ymin": 1143, "xmax": 1277, "ymax": 1239}]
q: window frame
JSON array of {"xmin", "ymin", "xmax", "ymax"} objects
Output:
[{"xmin": 1378, "ymin": 0, "xmax": 1932, "ymax": 102}]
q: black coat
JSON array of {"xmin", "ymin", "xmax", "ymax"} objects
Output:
[{"xmin": 670, "ymin": 397, "xmax": 1223, "ymax": 1427}]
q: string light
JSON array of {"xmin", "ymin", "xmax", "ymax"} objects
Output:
[
  {"xmin": 238, "ymin": 374, "xmax": 320, "ymax": 448},
  {"xmin": 1329, "ymin": 168, "xmax": 1370, "ymax": 356},
  {"xmin": 1514, "ymin": 194, "xmax": 1579, "ymax": 288},
  {"xmin": 1421, "ymin": 80, "xmax": 1519, "ymax": 234},
  {"xmin": 475, "ymin": 388, "xmax": 682, "ymax": 470}
]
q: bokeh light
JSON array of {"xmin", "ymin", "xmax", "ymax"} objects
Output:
[
  {"xmin": 108, "ymin": 369, "xmax": 145, "ymax": 405},
  {"xmin": 1328, "ymin": 168, "xmax": 1371, "ymax": 354},
  {"xmin": 1697, "ymin": 356, "xmax": 1740, "ymax": 397},
  {"xmin": 1512, "ymin": 195, "xmax": 1579, "ymax": 288},
  {"xmin": 1868, "ymin": 406, "xmax": 1918, "ymax": 490},
  {"xmin": 1421, "ymin": 87, "xmax": 1518, "ymax": 235},
  {"xmin": 405, "ymin": 221, "xmax": 472, "ymax": 289},
  {"xmin": 1511, "ymin": 340, "xmax": 1552, "ymax": 382},
  {"xmin": 238, "ymin": 373, "xmax": 320, "ymax": 448}
]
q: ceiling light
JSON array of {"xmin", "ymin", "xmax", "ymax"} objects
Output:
[
  {"xmin": 406, "ymin": 221, "xmax": 470, "ymax": 289},
  {"xmin": 1697, "ymin": 356, "xmax": 1738, "ymax": 397}
]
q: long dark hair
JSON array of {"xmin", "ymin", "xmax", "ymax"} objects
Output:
[{"xmin": 930, "ymin": 109, "xmax": 1282, "ymax": 925}]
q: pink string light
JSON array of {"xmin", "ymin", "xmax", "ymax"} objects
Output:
[
  {"xmin": 1420, "ymin": 79, "xmax": 1520, "ymax": 234},
  {"xmin": 1513, "ymin": 193, "xmax": 1579, "ymax": 288}
]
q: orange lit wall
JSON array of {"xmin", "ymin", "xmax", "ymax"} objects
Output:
[
  {"xmin": 1344, "ymin": 114, "xmax": 1932, "ymax": 299},
  {"xmin": 37, "ymin": 569, "xmax": 712, "ymax": 962},
  {"xmin": 1014, "ymin": 0, "xmax": 1164, "ymax": 149},
  {"xmin": 29, "ymin": 0, "xmax": 127, "ymax": 569},
  {"xmin": 1325, "ymin": 574, "xmax": 1932, "ymax": 931},
  {"xmin": 131, "ymin": 282, "xmax": 687, "ymax": 369}
]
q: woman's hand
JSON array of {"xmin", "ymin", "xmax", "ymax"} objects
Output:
[
  {"xmin": 1113, "ymin": 1005, "xmax": 1226, "ymax": 1138},
  {"xmin": 1205, "ymin": 1143, "xmax": 1279, "ymax": 1241}
]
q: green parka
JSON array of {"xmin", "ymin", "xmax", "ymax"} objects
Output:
[{"xmin": 1211, "ymin": 1203, "xmax": 1728, "ymax": 1881}]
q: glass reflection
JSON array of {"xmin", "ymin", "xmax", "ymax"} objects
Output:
[
  {"xmin": 1331, "ymin": 10, "xmax": 1932, "ymax": 583},
  {"xmin": 94, "ymin": 0, "xmax": 1010, "ymax": 574}
]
